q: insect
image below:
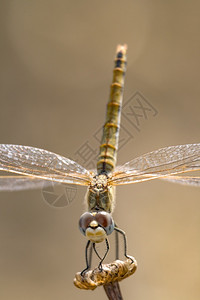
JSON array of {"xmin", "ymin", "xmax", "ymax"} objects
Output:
[{"xmin": 0, "ymin": 45, "xmax": 200, "ymax": 275}]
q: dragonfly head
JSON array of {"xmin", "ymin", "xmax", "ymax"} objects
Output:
[{"xmin": 79, "ymin": 211, "xmax": 114, "ymax": 243}]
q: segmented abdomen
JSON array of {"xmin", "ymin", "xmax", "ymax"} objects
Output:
[{"xmin": 97, "ymin": 45, "xmax": 127, "ymax": 174}]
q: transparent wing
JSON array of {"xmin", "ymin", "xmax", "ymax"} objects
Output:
[
  {"xmin": 110, "ymin": 144, "xmax": 200, "ymax": 185},
  {"xmin": 0, "ymin": 144, "xmax": 93, "ymax": 188},
  {"xmin": 161, "ymin": 175, "xmax": 200, "ymax": 186},
  {"xmin": 0, "ymin": 176, "xmax": 54, "ymax": 191}
]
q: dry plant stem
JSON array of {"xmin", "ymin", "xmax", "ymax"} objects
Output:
[
  {"xmin": 74, "ymin": 257, "xmax": 137, "ymax": 290},
  {"xmin": 103, "ymin": 281, "xmax": 123, "ymax": 300}
]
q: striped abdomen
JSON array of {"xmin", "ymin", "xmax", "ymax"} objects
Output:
[{"xmin": 97, "ymin": 45, "xmax": 127, "ymax": 174}]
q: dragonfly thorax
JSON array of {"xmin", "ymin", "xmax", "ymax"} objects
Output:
[
  {"xmin": 86, "ymin": 174, "xmax": 115, "ymax": 213},
  {"xmin": 90, "ymin": 174, "xmax": 108, "ymax": 191}
]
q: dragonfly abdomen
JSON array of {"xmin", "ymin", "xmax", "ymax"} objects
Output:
[{"xmin": 97, "ymin": 45, "xmax": 127, "ymax": 174}]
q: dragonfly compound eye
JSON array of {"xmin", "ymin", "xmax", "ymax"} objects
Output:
[
  {"xmin": 94, "ymin": 211, "xmax": 114, "ymax": 235},
  {"xmin": 79, "ymin": 212, "xmax": 94, "ymax": 236}
]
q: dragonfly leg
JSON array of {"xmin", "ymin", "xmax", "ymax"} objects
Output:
[
  {"xmin": 98, "ymin": 238, "xmax": 109, "ymax": 271},
  {"xmin": 114, "ymin": 225, "xmax": 119, "ymax": 260},
  {"xmin": 88, "ymin": 241, "xmax": 93, "ymax": 268},
  {"xmin": 81, "ymin": 240, "xmax": 91, "ymax": 276},
  {"xmin": 114, "ymin": 226, "xmax": 134, "ymax": 263},
  {"xmin": 93, "ymin": 243, "xmax": 102, "ymax": 261}
]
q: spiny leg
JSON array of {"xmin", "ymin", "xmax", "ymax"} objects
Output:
[
  {"xmin": 81, "ymin": 240, "xmax": 91, "ymax": 276},
  {"xmin": 114, "ymin": 227, "xmax": 134, "ymax": 263},
  {"xmin": 98, "ymin": 238, "xmax": 109, "ymax": 271}
]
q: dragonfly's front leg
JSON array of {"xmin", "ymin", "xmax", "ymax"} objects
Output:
[
  {"xmin": 114, "ymin": 226, "xmax": 134, "ymax": 263},
  {"xmin": 81, "ymin": 239, "xmax": 110, "ymax": 275},
  {"xmin": 92, "ymin": 243, "xmax": 102, "ymax": 261},
  {"xmin": 97, "ymin": 238, "xmax": 109, "ymax": 271},
  {"xmin": 81, "ymin": 240, "xmax": 91, "ymax": 276}
]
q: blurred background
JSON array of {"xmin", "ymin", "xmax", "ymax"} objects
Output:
[{"xmin": 0, "ymin": 1, "xmax": 200, "ymax": 299}]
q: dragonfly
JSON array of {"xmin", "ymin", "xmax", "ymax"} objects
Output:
[{"xmin": 0, "ymin": 45, "xmax": 200, "ymax": 276}]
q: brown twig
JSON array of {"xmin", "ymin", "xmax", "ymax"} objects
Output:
[{"xmin": 103, "ymin": 281, "xmax": 123, "ymax": 300}]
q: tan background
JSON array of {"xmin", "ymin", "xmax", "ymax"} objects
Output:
[{"xmin": 0, "ymin": 1, "xmax": 200, "ymax": 299}]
